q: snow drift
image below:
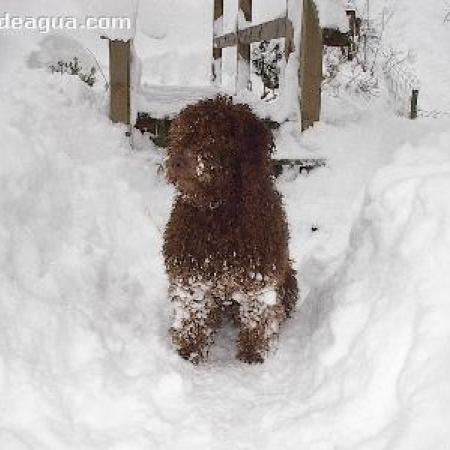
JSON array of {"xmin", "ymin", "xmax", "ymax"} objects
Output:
[{"xmin": 307, "ymin": 140, "xmax": 450, "ymax": 449}]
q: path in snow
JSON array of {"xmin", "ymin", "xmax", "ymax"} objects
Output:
[{"xmin": 1, "ymin": 55, "xmax": 450, "ymax": 449}]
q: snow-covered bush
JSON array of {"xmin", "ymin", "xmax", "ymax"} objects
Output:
[
  {"xmin": 323, "ymin": 48, "xmax": 379, "ymax": 98},
  {"xmin": 323, "ymin": 47, "xmax": 347, "ymax": 82},
  {"xmin": 252, "ymin": 40, "xmax": 283, "ymax": 100},
  {"xmin": 49, "ymin": 57, "xmax": 97, "ymax": 87}
]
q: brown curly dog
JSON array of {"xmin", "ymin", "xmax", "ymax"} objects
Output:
[{"xmin": 163, "ymin": 96, "xmax": 298, "ymax": 364}]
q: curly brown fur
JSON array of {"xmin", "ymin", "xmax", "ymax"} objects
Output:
[{"xmin": 163, "ymin": 96, "xmax": 298, "ymax": 364}]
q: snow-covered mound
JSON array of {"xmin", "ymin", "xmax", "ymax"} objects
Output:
[
  {"xmin": 312, "ymin": 140, "xmax": 450, "ymax": 448},
  {"xmin": 0, "ymin": 69, "xmax": 173, "ymax": 449}
]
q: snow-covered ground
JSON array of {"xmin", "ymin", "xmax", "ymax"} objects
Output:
[{"xmin": 1, "ymin": 0, "xmax": 450, "ymax": 449}]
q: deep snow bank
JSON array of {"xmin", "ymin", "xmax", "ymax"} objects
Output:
[
  {"xmin": 316, "ymin": 138, "xmax": 450, "ymax": 448},
  {"xmin": 0, "ymin": 70, "xmax": 175, "ymax": 449}
]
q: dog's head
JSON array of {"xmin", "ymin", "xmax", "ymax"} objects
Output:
[{"xmin": 165, "ymin": 96, "xmax": 274, "ymax": 207}]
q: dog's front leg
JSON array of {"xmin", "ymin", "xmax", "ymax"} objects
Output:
[
  {"xmin": 169, "ymin": 282, "xmax": 222, "ymax": 364},
  {"xmin": 235, "ymin": 288, "xmax": 286, "ymax": 364}
]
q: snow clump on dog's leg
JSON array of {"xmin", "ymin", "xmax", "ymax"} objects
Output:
[
  {"xmin": 234, "ymin": 287, "xmax": 287, "ymax": 364},
  {"xmin": 169, "ymin": 282, "xmax": 222, "ymax": 364}
]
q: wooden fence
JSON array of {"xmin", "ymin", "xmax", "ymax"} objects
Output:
[{"xmin": 104, "ymin": 1, "xmax": 358, "ymax": 132}]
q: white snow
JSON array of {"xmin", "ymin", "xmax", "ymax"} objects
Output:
[
  {"xmin": 315, "ymin": 0, "xmax": 349, "ymax": 31},
  {"xmin": 1, "ymin": 0, "xmax": 450, "ymax": 448},
  {"xmin": 137, "ymin": 85, "xmax": 219, "ymax": 119}
]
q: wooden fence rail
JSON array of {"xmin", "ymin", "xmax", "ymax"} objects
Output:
[{"xmin": 214, "ymin": 17, "xmax": 294, "ymax": 49}]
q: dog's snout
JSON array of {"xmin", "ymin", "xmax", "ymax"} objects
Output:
[{"xmin": 166, "ymin": 153, "xmax": 197, "ymax": 189}]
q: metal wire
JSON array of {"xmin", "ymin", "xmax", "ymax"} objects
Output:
[
  {"xmin": 360, "ymin": 19, "xmax": 450, "ymax": 120},
  {"xmin": 363, "ymin": 35, "xmax": 419, "ymax": 117},
  {"xmin": 418, "ymin": 109, "xmax": 450, "ymax": 118}
]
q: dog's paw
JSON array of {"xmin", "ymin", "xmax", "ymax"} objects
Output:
[
  {"xmin": 170, "ymin": 327, "xmax": 209, "ymax": 365},
  {"xmin": 237, "ymin": 349, "xmax": 265, "ymax": 364},
  {"xmin": 177, "ymin": 347, "xmax": 207, "ymax": 365}
]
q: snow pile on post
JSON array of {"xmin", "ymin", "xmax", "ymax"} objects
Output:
[
  {"xmin": 98, "ymin": 0, "xmax": 138, "ymax": 41},
  {"xmin": 314, "ymin": 0, "xmax": 349, "ymax": 31}
]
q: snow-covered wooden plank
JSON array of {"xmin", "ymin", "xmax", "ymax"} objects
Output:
[
  {"xmin": 135, "ymin": 113, "xmax": 281, "ymax": 144},
  {"xmin": 137, "ymin": 85, "xmax": 220, "ymax": 119},
  {"xmin": 272, "ymin": 158, "xmax": 327, "ymax": 177}
]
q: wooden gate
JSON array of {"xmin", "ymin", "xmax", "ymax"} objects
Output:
[
  {"xmin": 212, "ymin": 0, "xmax": 322, "ymax": 130},
  {"xmin": 103, "ymin": 1, "xmax": 359, "ymax": 132}
]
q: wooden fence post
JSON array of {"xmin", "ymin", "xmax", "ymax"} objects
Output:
[
  {"xmin": 109, "ymin": 39, "xmax": 131, "ymax": 125},
  {"xmin": 299, "ymin": 0, "xmax": 322, "ymax": 131},
  {"xmin": 346, "ymin": 9, "xmax": 357, "ymax": 60},
  {"xmin": 212, "ymin": 0, "xmax": 224, "ymax": 84},
  {"xmin": 410, "ymin": 89, "xmax": 419, "ymax": 119},
  {"xmin": 237, "ymin": 0, "xmax": 252, "ymax": 92}
]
